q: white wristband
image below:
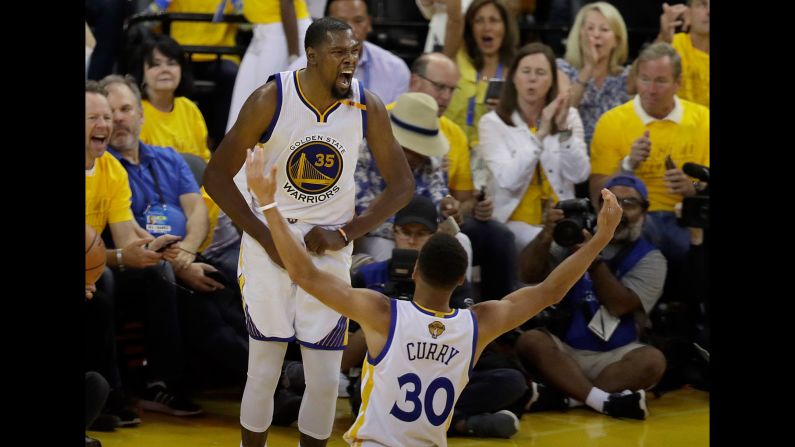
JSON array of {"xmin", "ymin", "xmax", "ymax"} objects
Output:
[
  {"xmin": 257, "ymin": 202, "xmax": 278, "ymax": 212},
  {"xmin": 621, "ymin": 156, "xmax": 635, "ymax": 172}
]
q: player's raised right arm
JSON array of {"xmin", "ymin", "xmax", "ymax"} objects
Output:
[
  {"xmin": 246, "ymin": 148, "xmax": 392, "ymax": 335},
  {"xmin": 204, "ymin": 82, "xmax": 284, "ymax": 266},
  {"xmin": 472, "ymin": 189, "xmax": 624, "ymax": 355}
]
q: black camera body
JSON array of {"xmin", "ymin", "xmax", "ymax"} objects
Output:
[
  {"xmin": 383, "ymin": 249, "xmax": 418, "ymax": 301},
  {"xmin": 681, "ymin": 196, "xmax": 709, "ymax": 229},
  {"xmin": 553, "ymin": 198, "xmax": 596, "ymax": 247},
  {"xmin": 523, "ymin": 303, "xmax": 572, "ymax": 336},
  {"xmin": 680, "ymin": 163, "xmax": 709, "ymax": 229}
]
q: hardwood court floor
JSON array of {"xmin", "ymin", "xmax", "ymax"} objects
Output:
[{"xmin": 90, "ymin": 387, "xmax": 708, "ymax": 446}]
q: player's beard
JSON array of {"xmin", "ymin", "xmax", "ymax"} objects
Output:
[{"xmin": 331, "ymin": 82, "xmax": 353, "ymax": 100}]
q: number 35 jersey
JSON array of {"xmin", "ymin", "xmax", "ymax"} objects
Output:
[
  {"xmin": 344, "ymin": 299, "xmax": 478, "ymax": 447},
  {"xmin": 233, "ymin": 69, "xmax": 366, "ymax": 226}
]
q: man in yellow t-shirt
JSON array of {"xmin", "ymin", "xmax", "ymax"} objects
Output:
[
  {"xmin": 85, "ymin": 82, "xmax": 202, "ymax": 420},
  {"xmin": 86, "ymin": 83, "xmax": 180, "ymax": 271},
  {"xmin": 589, "ymin": 42, "xmax": 708, "ymax": 263},
  {"xmin": 657, "ymin": 0, "xmax": 709, "ymax": 107},
  {"xmin": 406, "ymin": 52, "xmax": 518, "ymax": 300}
]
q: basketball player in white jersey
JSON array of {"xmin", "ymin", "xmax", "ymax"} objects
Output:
[
  {"xmin": 204, "ymin": 17, "xmax": 415, "ymax": 447},
  {"xmin": 246, "ymin": 149, "xmax": 624, "ymax": 446}
]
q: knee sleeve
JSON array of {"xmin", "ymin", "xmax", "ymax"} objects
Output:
[
  {"xmin": 297, "ymin": 347, "xmax": 343, "ymax": 439},
  {"xmin": 240, "ymin": 340, "xmax": 287, "ymax": 432}
]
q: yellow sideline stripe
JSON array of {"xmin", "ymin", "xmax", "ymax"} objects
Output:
[{"xmin": 346, "ymin": 359, "xmax": 375, "ymax": 444}]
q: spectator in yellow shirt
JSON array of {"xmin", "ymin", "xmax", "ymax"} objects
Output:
[
  {"xmin": 149, "ymin": 0, "xmax": 243, "ymax": 150},
  {"xmin": 589, "ymin": 42, "xmax": 709, "ymax": 263},
  {"xmin": 657, "ymin": 0, "xmax": 709, "ymax": 107},
  {"xmin": 442, "ymin": 0, "xmax": 518, "ymax": 147},
  {"xmin": 131, "ymin": 34, "xmax": 212, "ymax": 162},
  {"xmin": 408, "ymin": 52, "xmax": 518, "ymax": 300}
]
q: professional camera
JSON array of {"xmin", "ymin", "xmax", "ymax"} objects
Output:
[
  {"xmin": 553, "ymin": 198, "xmax": 596, "ymax": 247},
  {"xmin": 680, "ymin": 163, "xmax": 709, "ymax": 229},
  {"xmin": 522, "ymin": 303, "xmax": 572, "ymax": 336},
  {"xmin": 383, "ymin": 249, "xmax": 418, "ymax": 301}
]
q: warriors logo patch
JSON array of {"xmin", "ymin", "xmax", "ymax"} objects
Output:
[
  {"xmin": 428, "ymin": 321, "xmax": 445, "ymax": 339},
  {"xmin": 283, "ymin": 136, "xmax": 345, "ymax": 204}
]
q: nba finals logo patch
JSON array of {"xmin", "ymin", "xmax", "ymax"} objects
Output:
[
  {"xmin": 284, "ymin": 135, "xmax": 345, "ymax": 204},
  {"xmin": 428, "ymin": 321, "xmax": 445, "ymax": 339}
]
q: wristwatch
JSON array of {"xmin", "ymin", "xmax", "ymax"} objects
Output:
[
  {"xmin": 621, "ymin": 156, "xmax": 635, "ymax": 172},
  {"xmin": 115, "ymin": 248, "xmax": 126, "ymax": 272}
]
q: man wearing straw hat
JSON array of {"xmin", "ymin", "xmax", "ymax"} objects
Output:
[{"xmin": 355, "ymin": 92, "xmax": 473, "ymax": 275}]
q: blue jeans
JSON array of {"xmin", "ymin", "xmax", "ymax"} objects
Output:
[
  {"xmin": 461, "ymin": 217, "xmax": 518, "ymax": 301},
  {"xmin": 642, "ymin": 211, "xmax": 691, "ymax": 263},
  {"xmin": 113, "ymin": 262, "xmax": 184, "ymax": 385}
]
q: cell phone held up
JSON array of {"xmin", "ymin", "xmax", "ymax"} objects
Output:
[
  {"xmin": 477, "ymin": 186, "xmax": 487, "ymax": 202},
  {"xmin": 484, "ymin": 78, "xmax": 505, "ymax": 101},
  {"xmin": 154, "ymin": 239, "xmax": 179, "ymax": 253},
  {"xmin": 665, "ymin": 155, "xmax": 677, "ymax": 171}
]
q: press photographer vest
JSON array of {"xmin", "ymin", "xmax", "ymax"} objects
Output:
[{"xmin": 561, "ymin": 238, "xmax": 656, "ymax": 352}]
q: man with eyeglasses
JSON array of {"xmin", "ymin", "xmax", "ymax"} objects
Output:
[
  {"xmin": 589, "ymin": 42, "xmax": 709, "ymax": 265},
  {"xmin": 404, "ymin": 52, "xmax": 519, "ymax": 302},
  {"xmin": 353, "ymin": 195, "xmax": 470, "ymax": 304},
  {"xmin": 407, "ymin": 53, "xmax": 469, "ymax": 218},
  {"xmin": 514, "ymin": 174, "xmax": 667, "ymax": 420}
]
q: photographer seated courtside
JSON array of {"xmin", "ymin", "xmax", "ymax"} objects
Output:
[
  {"xmin": 352, "ymin": 195, "xmax": 472, "ymax": 307},
  {"xmin": 348, "ymin": 195, "xmax": 531, "ymax": 438},
  {"xmin": 515, "ymin": 175, "xmax": 667, "ymax": 420}
]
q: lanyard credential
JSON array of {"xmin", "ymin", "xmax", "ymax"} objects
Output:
[
  {"xmin": 147, "ymin": 163, "xmax": 166, "ymax": 208},
  {"xmin": 466, "ymin": 63, "xmax": 504, "ymax": 127},
  {"xmin": 143, "ymin": 163, "xmax": 173, "ymax": 235},
  {"xmin": 142, "ymin": 162, "xmax": 167, "ymax": 217}
]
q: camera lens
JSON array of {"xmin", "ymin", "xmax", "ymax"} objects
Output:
[{"xmin": 553, "ymin": 218, "xmax": 585, "ymax": 247}]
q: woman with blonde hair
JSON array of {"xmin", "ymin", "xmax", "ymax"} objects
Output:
[{"xmin": 557, "ymin": 2, "xmax": 630, "ymax": 148}]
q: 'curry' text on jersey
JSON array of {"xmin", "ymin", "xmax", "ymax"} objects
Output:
[{"xmin": 344, "ymin": 299, "xmax": 477, "ymax": 447}]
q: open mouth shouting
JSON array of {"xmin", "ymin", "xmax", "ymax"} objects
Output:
[
  {"xmin": 334, "ymin": 67, "xmax": 355, "ymax": 97},
  {"xmin": 89, "ymin": 131, "xmax": 110, "ymax": 155},
  {"xmin": 338, "ymin": 68, "xmax": 354, "ymax": 89},
  {"xmin": 479, "ymin": 34, "xmax": 497, "ymax": 52}
]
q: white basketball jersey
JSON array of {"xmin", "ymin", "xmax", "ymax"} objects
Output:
[
  {"xmin": 344, "ymin": 299, "xmax": 477, "ymax": 447},
  {"xmin": 233, "ymin": 69, "xmax": 366, "ymax": 226}
]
